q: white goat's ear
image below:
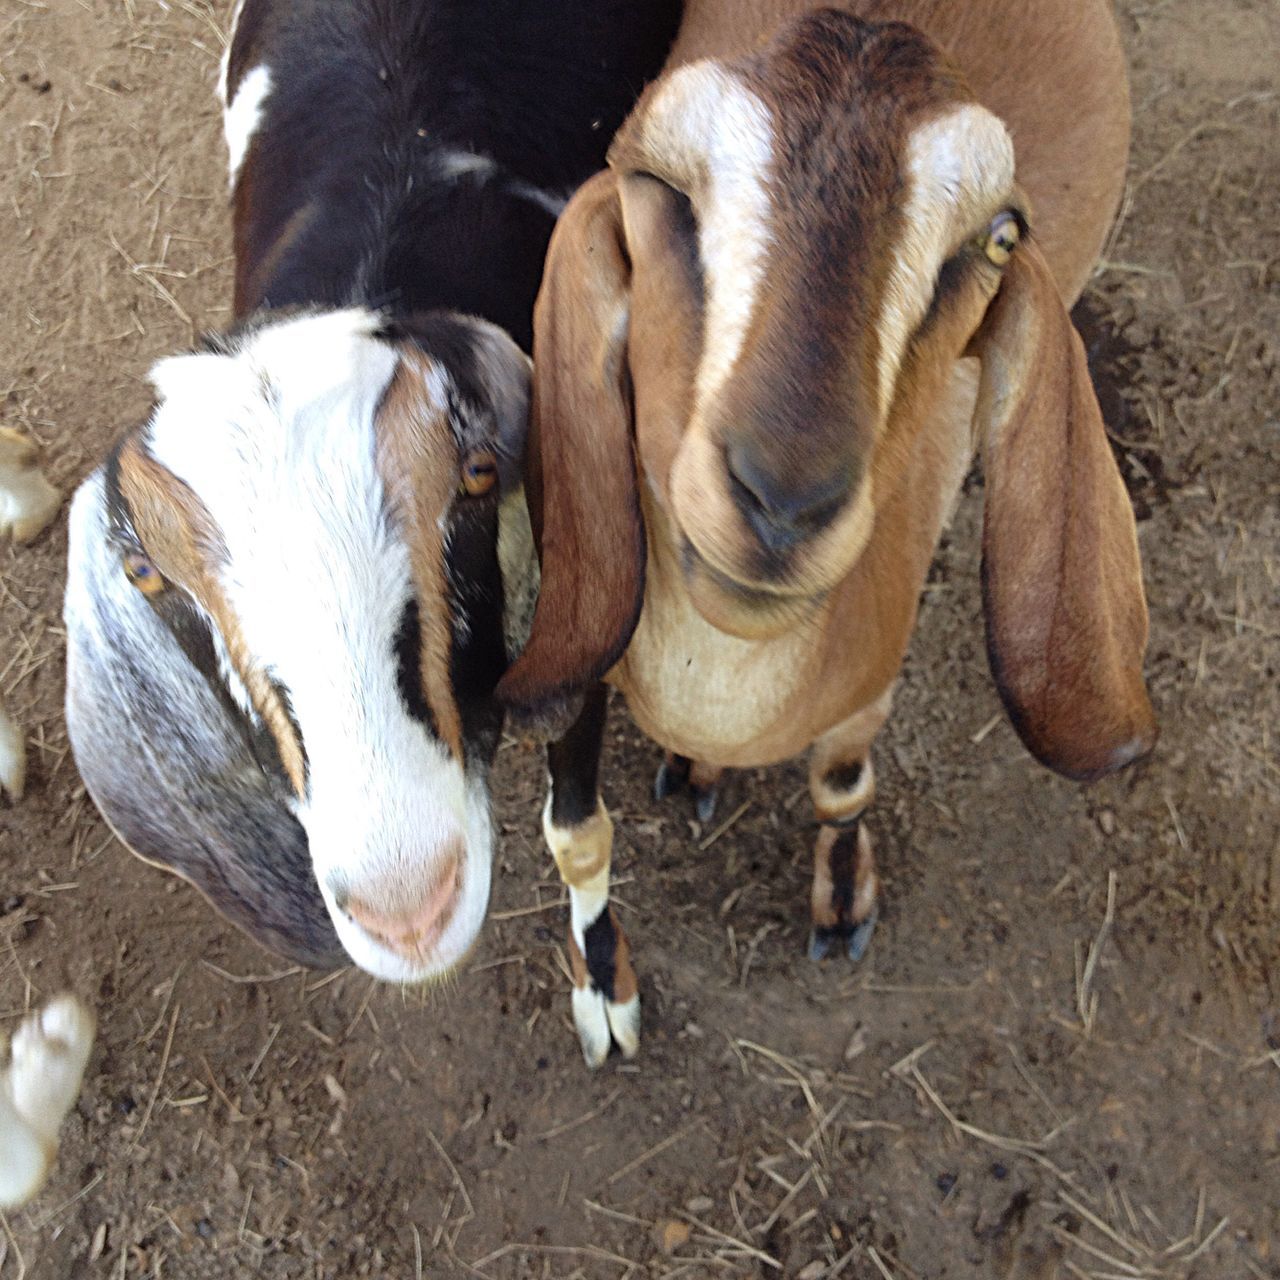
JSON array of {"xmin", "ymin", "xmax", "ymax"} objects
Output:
[
  {"xmin": 63, "ymin": 473, "xmax": 346, "ymax": 967},
  {"xmin": 974, "ymin": 240, "xmax": 1157, "ymax": 780},
  {"xmin": 496, "ymin": 172, "xmax": 646, "ymax": 732}
]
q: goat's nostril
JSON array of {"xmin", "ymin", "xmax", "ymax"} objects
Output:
[
  {"xmin": 726, "ymin": 447, "xmax": 845, "ymax": 556},
  {"xmin": 725, "ymin": 449, "xmax": 789, "ymax": 554},
  {"xmin": 725, "ymin": 446, "xmax": 773, "ymax": 519}
]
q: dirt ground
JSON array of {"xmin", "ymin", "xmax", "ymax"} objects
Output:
[{"xmin": 1, "ymin": 0, "xmax": 1277, "ymax": 1276}]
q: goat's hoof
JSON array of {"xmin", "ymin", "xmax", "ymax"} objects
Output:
[
  {"xmin": 846, "ymin": 908, "xmax": 879, "ymax": 962},
  {"xmin": 0, "ymin": 996, "xmax": 94, "ymax": 1210},
  {"xmin": 0, "ymin": 705, "xmax": 24, "ymax": 803},
  {"xmin": 654, "ymin": 753, "xmax": 691, "ymax": 801},
  {"xmin": 9, "ymin": 996, "xmax": 95, "ymax": 1125},
  {"xmin": 572, "ymin": 986, "xmax": 640, "ymax": 1069},
  {"xmin": 654, "ymin": 754, "xmax": 721, "ymax": 823},
  {"xmin": 691, "ymin": 784, "xmax": 718, "ymax": 825},
  {"xmin": 0, "ymin": 428, "xmax": 61, "ymax": 544},
  {"xmin": 808, "ymin": 909, "xmax": 879, "ymax": 964}
]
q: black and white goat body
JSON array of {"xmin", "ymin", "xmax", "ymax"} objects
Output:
[{"xmin": 64, "ymin": 0, "xmax": 680, "ymax": 977}]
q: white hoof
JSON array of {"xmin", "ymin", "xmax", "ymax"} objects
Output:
[
  {"xmin": 0, "ymin": 701, "xmax": 24, "ymax": 802},
  {"xmin": 10, "ymin": 997, "xmax": 96, "ymax": 1135},
  {"xmin": 0, "ymin": 428, "xmax": 61, "ymax": 544},
  {"xmin": 607, "ymin": 992, "xmax": 641, "ymax": 1059},
  {"xmin": 572, "ymin": 986, "xmax": 641, "ymax": 1068},
  {"xmin": 0, "ymin": 996, "xmax": 95, "ymax": 1208},
  {"xmin": 0, "ymin": 1091, "xmax": 46, "ymax": 1209},
  {"xmin": 572, "ymin": 985, "xmax": 613, "ymax": 1068}
]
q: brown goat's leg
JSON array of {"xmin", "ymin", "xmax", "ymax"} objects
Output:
[
  {"xmin": 807, "ymin": 690, "xmax": 893, "ymax": 961},
  {"xmin": 545, "ymin": 684, "xmax": 639, "ymax": 1067},
  {"xmin": 809, "ymin": 822, "xmax": 880, "ymax": 961},
  {"xmin": 654, "ymin": 753, "xmax": 724, "ymax": 823}
]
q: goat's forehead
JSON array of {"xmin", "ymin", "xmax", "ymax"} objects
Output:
[
  {"xmin": 137, "ymin": 312, "xmax": 459, "ymax": 545},
  {"xmin": 903, "ymin": 105, "xmax": 1016, "ymax": 231},
  {"xmin": 621, "ymin": 61, "xmax": 1014, "ymax": 416},
  {"xmin": 635, "ymin": 43, "xmax": 1014, "ymax": 218}
]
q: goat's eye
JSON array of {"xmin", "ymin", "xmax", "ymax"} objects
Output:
[
  {"xmin": 983, "ymin": 212, "xmax": 1021, "ymax": 266},
  {"xmin": 460, "ymin": 449, "xmax": 498, "ymax": 498},
  {"xmin": 123, "ymin": 551, "xmax": 166, "ymax": 596}
]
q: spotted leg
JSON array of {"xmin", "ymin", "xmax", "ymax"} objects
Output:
[
  {"xmin": 545, "ymin": 684, "xmax": 639, "ymax": 1067},
  {"xmin": 654, "ymin": 753, "xmax": 724, "ymax": 823},
  {"xmin": 807, "ymin": 689, "xmax": 893, "ymax": 962}
]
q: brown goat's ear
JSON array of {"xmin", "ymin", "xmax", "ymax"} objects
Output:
[
  {"xmin": 974, "ymin": 240, "xmax": 1157, "ymax": 780},
  {"xmin": 496, "ymin": 172, "xmax": 644, "ymax": 734}
]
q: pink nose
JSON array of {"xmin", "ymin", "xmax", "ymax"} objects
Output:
[{"xmin": 344, "ymin": 848, "xmax": 462, "ymax": 961}]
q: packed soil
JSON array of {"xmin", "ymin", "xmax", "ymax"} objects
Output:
[{"xmin": 1, "ymin": 1, "xmax": 1277, "ymax": 1277}]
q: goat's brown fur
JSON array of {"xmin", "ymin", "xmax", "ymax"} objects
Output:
[
  {"xmin": 374, "ymin": 350, "xmax": 468, "ymax": 763},
  {"xmin": 503, "ymin": 2, "xmax": 1154, "ymax": 777},
  {"xmin": 501, "ymin": 1, "xmax": 1155, "ymax": 1063}
]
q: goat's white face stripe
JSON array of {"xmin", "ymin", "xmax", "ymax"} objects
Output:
[
  {"xmin": 224, "ymin": 63, "xmax": 272, "ymax": 188},
  {"xmin": 875, "ymin": 105, "xmax": 1016, "ymax": 417},
  {"xmin": 144, "ymin": 309, "xmax": 487, "ymax": 978},
  {"xmin": 633, "ymin": 65, "xmax": 776, "ymax": 416}
]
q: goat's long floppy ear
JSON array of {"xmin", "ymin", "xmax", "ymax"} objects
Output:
[
  {"xmin": 64, "ymin": 472, "xmax": 346, "ymax": 968},
  {"xmin": 974, "ymin": 240, "xmax": 1157, "ymax": 780},
  {"xmin": 496, "ymin": 171, "xmax": 644, "ymax": 734}
]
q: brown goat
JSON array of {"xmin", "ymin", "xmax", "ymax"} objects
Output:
[{"xmin": 498, "ymin": 1, "xmax": 1157, "ymax": 1066}]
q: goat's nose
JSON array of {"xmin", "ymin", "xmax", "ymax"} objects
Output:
[
  {"xmin": 725, "ymin": 446, "xmax": 848, "ymax": 557},
  {"xmin": 341, "ymin": 847, "xmax": 463, "ymax": 961}
]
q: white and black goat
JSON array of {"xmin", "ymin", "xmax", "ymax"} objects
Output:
[{"xmin": 63, "ymin": 1, "xmax": 680, "ymax": 978}]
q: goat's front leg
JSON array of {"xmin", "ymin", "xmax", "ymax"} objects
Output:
[
  {"xmin": 545, "ymin": 684, "xmax": 639, "ymax": 1067},
  {"xmin": 807, "ymin": 689, "xmax": 893, "ymax": 961}
]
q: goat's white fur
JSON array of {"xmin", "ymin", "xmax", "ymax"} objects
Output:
[
  {"xmin": 144, "ymin": 309, "xmax": 491, "ymax": 981},
  {"xmin": 630, "ymin": 65, "xmax": 777, "ymax": 414},
  {"xmin": 224, "ymin": 64, "xmax": 272, "ymax": 187},
  {"xmin": 434, "ymin": 149, "xmax": 571, "ymax": 219},
  {"xmin": 0, "ymin": 997, "xmax": 95, "ymax": 1210},
  {"xmin": 875, "ymin": 106, "xmax": 1016, "ymax": 417}
]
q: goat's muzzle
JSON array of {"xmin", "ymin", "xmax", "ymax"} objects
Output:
[
  {"xmin": 667, "ymin": 430, "xmax": 875, "ymax": 639},
  {"xmin": 332, "ymin": 844, "xmax": 464, "ymax": 970}
]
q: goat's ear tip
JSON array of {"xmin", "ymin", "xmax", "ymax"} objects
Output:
[
  {"xmin": 495, "ymin": 677, "xmax": 586, "ymax": 745},
  {"xmin": 1016, "ymin": 699, "xmax": 1158, "ymax": 783},
  {"xmin": 1106, "ymin": 710, "xmax": 1160, "ymax": 774}
]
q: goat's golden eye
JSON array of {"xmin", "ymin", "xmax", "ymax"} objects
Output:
[
  {"xmin": 123, "ymin": 552, "xmax": 166, "ymax": 596},
  {"xmin": 460, "ymin": 449, "xmax": 498, "ymax": 498},
  {"xmin": 983, "ymin": 212, "xmax": 1021, "ymax": 266}
]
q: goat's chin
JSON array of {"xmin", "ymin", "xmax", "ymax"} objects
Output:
[{"xmin": 682, "ymin": 552, "xmax": 823, "ymax": 641}]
